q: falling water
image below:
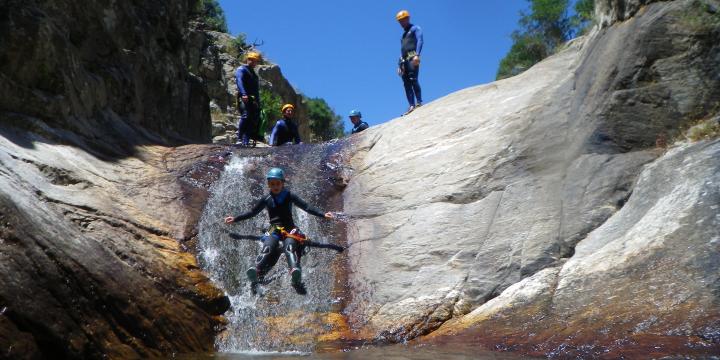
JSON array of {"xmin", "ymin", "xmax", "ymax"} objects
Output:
[{"xmin": 197, "ymin": 142, "xmax": 350, "ymax": 354}]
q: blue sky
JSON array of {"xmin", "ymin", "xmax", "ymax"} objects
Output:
[{"xmin": 218, "ymin": 1, "xmax": 529, "ymax": 132}]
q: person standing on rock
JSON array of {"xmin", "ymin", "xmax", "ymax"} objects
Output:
[
  {"xmin": 235, "ymin": 51, "xmax": 262, "ymax": 146},
  {"xmin": 396, "ymin": 10, "xmax": 424, "ymax": 116},
  {"xmin": 348, "ymin": 109, "xmax": 369, "ymax": 134},
  {"xmin": 224, "ymin": 167, "xmax": 337, "ymax": 294},
  {"xmin": 269, "ymin": 103, "xmax": 302, "ymax": 146}
]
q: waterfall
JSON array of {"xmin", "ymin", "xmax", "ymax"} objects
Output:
[{"xmin": 197, "ymin": 142, "xmax": 350, "ymax": 354}]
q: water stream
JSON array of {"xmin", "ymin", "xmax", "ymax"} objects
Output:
[
  {"xmin": 195, "ymin": 142, "xmax": 535, "ymax": 359},
  {"xmin": 197, "ymin": 142, "xmax": 350, "ymax": 353}
]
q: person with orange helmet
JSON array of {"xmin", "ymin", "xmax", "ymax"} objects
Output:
[
  {"xmin": 269, "ymin": 103, "xmax": 302, "ymax": 146},
  {"xmin": 234, "ymin": 51, "xmax": 263, "ymax": 146},
  {"xmin": 396, "ymin": 10, "xmax": 424, "ymax": 115}
]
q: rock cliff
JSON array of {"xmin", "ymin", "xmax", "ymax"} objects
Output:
[
  {"xmin": 0, "ymin": 0, "xmax": 211, "ymax": 150},
  {"xmin": 0, "ymin": 136, "xmax": 230, "ymax": 358},
  {"xmin": 1, "ymin": 0, "xmax": 718, "ymax": 358},
  {"xmin": 342, "ymin": 0, "xmax": 719, "ymax": 355},
  {"xmin": 0, "ymin": 0, "xmax": 230, "ymax": 358}
]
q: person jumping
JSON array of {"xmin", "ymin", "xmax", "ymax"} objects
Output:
[{"xmin": 224, "ymin": 167, "xmax": 337, "ymax": 294}]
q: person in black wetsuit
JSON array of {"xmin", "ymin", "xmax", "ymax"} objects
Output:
[
  {"xmin": 348, "ymin": 109, "xmax": 369, "ymax": 134},
  {"xmin": 224, "ymin": 167, "xmax": 336, "ymax": 293},
  {"xmin": 235, "ymin": 51, "xmax": 262, "ymax": 146},
  {"xmin": 269, "ymin": 104, "xmax": 302, "ymax": 146}
]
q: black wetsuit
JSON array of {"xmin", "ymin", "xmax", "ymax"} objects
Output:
[
  {"xmin": 269, "ymin": 118, "xmax": 302, "ymax": 146},
  {"xmin": 235, "ymin": 65, "xmax": 261, "ymax": 144},
  {"xmin": 399, "ymin": 24, "xmax": 423, "ymax": 107},
  {"xmin": 233, "ymin": 189, "xmax": 325, "ymax": 277},
  {"xmin": 351, "ymin": 121, "xmax": 369, "ymax": 134}
]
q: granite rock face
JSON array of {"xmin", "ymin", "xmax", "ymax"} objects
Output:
[
  {"xmin": 430, "ymin": 140, "xmax": 720, "ymax": 358},
  {"xmin": 595, "ymin": 0, "xmax": 661, "ymax": 27},
  {"xmin": 0, "ymin": 0, "xmax": 231, "ymax": 357},
  {"xmin": 0, "ymin": 0, "xmax": 212, "ymax": 149},
  {"xmin": 342, "ymin": 1, "xmax": 720, "ymax": 354},
  {"xmin": 0, "ymin": 125, "xmax": 231, "ymax": 358}
]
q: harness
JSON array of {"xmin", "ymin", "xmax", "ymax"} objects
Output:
[{"xmin": 267, "ymin": 225, "xmax": 307, "ymax": 244}]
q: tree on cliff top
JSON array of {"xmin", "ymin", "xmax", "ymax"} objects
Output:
[
  {"xmin": 196, "ymin": 0, "xmax": 228, "ymax": 32},
  {"xmin": 497, "ymin": 0, "xmax": 594, "ymax": 80},
  {"xmin": 305, "ymin": 97, "xmax": 344, "ymax": 141}
]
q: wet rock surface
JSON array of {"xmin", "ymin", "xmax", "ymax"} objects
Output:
[
  {"xmin": 196, "ymin": 142, "xmax": 353, "ymax": 353},
  {"xmin": 0, "ymin": 125, "xmax": 231, "ymax": 358},
  {"xmin": 341, "ymin": 0, "xmax": 720, "ymax": 356}
]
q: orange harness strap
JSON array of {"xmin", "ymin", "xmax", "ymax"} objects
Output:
[{"xmin": 274, "ymin": 226, "xmax": 308, "ymax": 244}]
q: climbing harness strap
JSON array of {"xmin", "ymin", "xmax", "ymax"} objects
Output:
[{"xmin": 267, "ymin": 225, "xmax": 308, "ymax": 244}]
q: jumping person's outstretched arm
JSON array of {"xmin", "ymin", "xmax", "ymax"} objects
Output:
[
  {"xmin": 224, "ymin": 197, "xmax": 266, "ymax": 224},
  {"xmin": 290, "ymin": 193, "xmax": 335, "ymax": 219}
]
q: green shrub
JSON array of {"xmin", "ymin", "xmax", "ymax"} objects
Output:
[
  {"xmin": 195, "ymin": 0, "xmax": 228, "ymax": 32},
  {"xmin": 687, "ymin": 119, "xmax": 720, "ymax": 141},
  {"xmin": 304, "ymin": 96, "xmax": 344, "ymax": 141},
  {"xmin": 572, "ymin": 0, "xmax": 595, "ymax": 34},
  {"xmin": 227, "ymin": 33, "xmax": 248, "ymax": 59},
  {"xmin": 497, "ymin": 0, "xmax": 595, "ymax": 80},
  {"xmin": 680, "ymin": 0, "xmax": 720, "ymax": 32},
  {"xmin": 260, "ymin": 89, "xmax": 283, "ymax": 135}
]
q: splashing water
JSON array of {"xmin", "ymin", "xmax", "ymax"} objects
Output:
[{"xmin": 197, "ymin": 142, "xmax": 351, "ymax": 354}]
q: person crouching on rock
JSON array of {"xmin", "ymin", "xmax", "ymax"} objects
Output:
[
  {"xmin": 348, "ymin": 109, "xmax": 369, "ymax": 134},
  {"xmin": 224, "ymin": 167, "xmax": 335, "ymax": 294},
  {"xmin": 269, "ymin": 104, "xmax": 302, "ymax": 146}
]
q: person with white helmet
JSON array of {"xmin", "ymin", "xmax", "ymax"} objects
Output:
[{"xmin": 396, "ymin": 10, "xmax": 424, "ymax": 116}]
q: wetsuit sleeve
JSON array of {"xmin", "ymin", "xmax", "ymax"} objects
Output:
[
  {"xmin": 414, "ymin": 26, "xmax": 423, "ymax": 55},
  {"xmin": 290, "ymin": 193, "xmax": 325, "ymax": 218},
  {"xmin": 235, "ymin": 67, "xmax": 247, "ymax": 96},
  {"xmin": 233, "ymin": 197, "xmax": 266, "ymax": 222}
]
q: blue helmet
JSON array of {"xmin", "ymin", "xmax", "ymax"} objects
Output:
[
  {"xmin": 348, "ymin": 109, "xmax": 362, "ymax": 118},
  {"xmin": 266, "ymin": 167, "xmax": 285, "ymax": 181}
]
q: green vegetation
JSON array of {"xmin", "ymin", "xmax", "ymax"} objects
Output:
[
  {"xmin": 260, "ymin": 89, "xmax": 283, "ymax": 134},
  {"xmin": 572, "ymin": 0, "xmax": 595, "ymax": 31},
  {"xmin": 497, "ymin": 0, "xmax": 595, "ymax": 80},
  {"xmin": 195, "ymin": 0, "xmax": 228, "ymax": 32},
  {"xmin": 687, "ymin": 118, "xmax": 720, "ymax": 142},
  {"xmin": 304, "ymin": 96, "xmax": 344, "ymax": 141},
  {"xmin": 680, "ymin": 0, "xmax": 720, "ymax": 32},
  {"xmin": 228, "ymin": 33, "xmax": 249, "ymax": 59}
]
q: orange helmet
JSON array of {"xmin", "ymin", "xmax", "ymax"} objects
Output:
[
  {"xmin": 246, "ymin": 51, "xmax": 262, "ymax": 61},
  {"xmin": 396, "ymin": 10, "xmax": 410, "ymax": 21},
  {"xmin": 281, "ymin": 104, "xmax": 295, "ymax": 112}
]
